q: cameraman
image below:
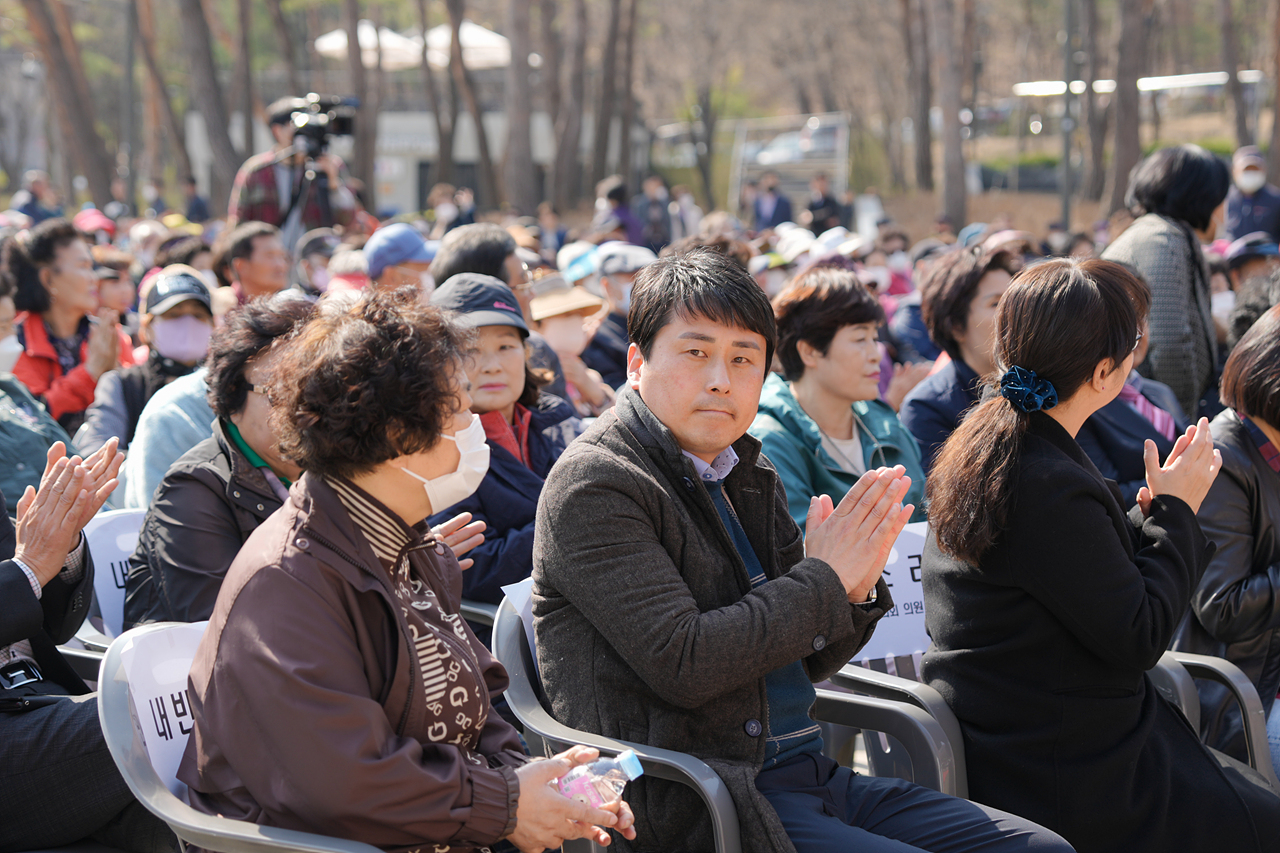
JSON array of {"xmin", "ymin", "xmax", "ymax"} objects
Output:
[{"xmin": 227, "ymin": 97, "xmax": 359, "ymax": 233}]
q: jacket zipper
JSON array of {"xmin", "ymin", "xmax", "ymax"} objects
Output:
[{"xmin": 303, "ymin": 527, "xmax": 421, "ymax": 737}]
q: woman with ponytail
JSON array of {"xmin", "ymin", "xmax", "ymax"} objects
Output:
[{"xmin": 921, "ymin": 258, "xmax": 1280, "ymax": 853}]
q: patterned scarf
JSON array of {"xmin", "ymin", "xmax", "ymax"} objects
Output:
[{"xmin": 1239, "ymin": 412, "xmax": 1280, "ymax": 474}]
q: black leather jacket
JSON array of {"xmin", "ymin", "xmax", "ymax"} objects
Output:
[
  {"xmin": 124, "ymin": 419, "xmax": 284, "ymax": 629},
  {"xmin": 1172, "ymin": 409, "xmax": 1280, "ymax": 760}
]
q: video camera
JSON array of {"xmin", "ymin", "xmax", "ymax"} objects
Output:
[{"xmin": 290, "ymin": 93, "xmax": 359, "ymax": 159}]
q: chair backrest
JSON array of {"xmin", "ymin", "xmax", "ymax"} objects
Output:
[
  {"xmin": 99, "ymin": 623, "xmax": 385, "ymax": 853},
  {"xmin": 102, "ymin": 622, "xmax": 207, "ymax": 796},
  {"xmin": 82, "ymin": 508, "xmax": 147, "ymax": 638}
]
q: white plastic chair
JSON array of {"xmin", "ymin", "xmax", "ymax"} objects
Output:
[
  {"xmin": 98, "ymin": 623, "xmax": 383, "ymax": 853},
  {"xmin": 82, "ymin": 508, "xmax": 146, "ymax": 638}
]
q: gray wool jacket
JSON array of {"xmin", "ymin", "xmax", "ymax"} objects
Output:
[
  {"xmin": 1101, "ymin": 212, "xmax": 1217, "ymax": 417},
  {"xmin": 532, "ymin": 388, "xmax": 891, "ymax": 853}
]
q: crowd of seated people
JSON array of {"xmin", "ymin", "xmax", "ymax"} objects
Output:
[{"xmin": 16, "ymin": 142, "xmax": 1280, "ymax": 853}]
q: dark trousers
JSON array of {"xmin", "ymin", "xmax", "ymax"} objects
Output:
[
  {"xmin": 0, "ymin": 693, "xmax": 176, "ymax": 853},
  {"xmin": 756, "ymin": 753, "xmax": 1075, "ymax": 853}
]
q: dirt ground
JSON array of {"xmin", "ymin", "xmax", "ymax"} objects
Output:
[{"xmin": 882, "ymin": 190, "xmax": 1105, "ymax": 245}]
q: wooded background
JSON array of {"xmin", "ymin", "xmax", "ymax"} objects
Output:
[{"xmin": 2, "ymin": 0, "xmax": 1274, "ymax": 224}]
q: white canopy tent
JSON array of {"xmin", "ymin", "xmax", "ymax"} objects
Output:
[{"xmin": 314, "ymin": 19, "xmax": 511, "ymax": 71}]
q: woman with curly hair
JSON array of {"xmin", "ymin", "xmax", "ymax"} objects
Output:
[{"xmin": 178, "ymin": 286, "xmax": 635, "ymax": 853}]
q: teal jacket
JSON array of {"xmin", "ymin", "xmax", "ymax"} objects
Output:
[
  {"xmin": 749, "ymin": 373, "xmax": 927, "ymax": 530},
  {"xmin": 0, "ymin": 374, "xmax": 72, "ymax": 510}
]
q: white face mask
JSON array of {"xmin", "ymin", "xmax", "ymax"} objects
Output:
[
  {"xmin": 0, "ymin": 334, "xmax": 22, "ymax": 373},
  {"xmin": 616, "ymin": 282, "xmax": 634, "ymax": 313},
  {"xmin": 1212, "ymin": 289, "xmax": 1237, "ymax": 320},
  {"xmin": 399, "ymin": 413, "xmax": 491, "ymax": 514},
  {"xmin": 199, "ymin": 269, "xmax": 220, "ymax": 291},
  {"xmin": 435, "ymin": 201, "xmax": 459, "ymax": 223},
  {"xmin": 887, "ymin": 251, "xmax": 910, "ymax": 273},
  {"xmin": 309, "ymin": 267, "xmax": 331, "ymax": 293},
  {"xmin": 862, "ymin": 266, "xmax": 891, "ymax": 291},
  {"xmin": 1237, "ymin": 170, "xmax": 1267, "ymax": 195}
]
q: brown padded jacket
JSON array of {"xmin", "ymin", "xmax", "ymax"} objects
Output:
[{"xmin": 178, "ymin": 473, "xmax": 527, "ymax": 852}]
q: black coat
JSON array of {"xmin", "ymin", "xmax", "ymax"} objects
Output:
[
  {"xmin": 1172, "ymin": 409, "xmax": 1280, "ymax": 761},
  {"xmin": 899, "ymin": 357, "xmax": 982, "ymax": 472},
  {"xmin": 1076, "ymin": 376, "xmax": 1188, "ymax": 506},
  {"xmin": 0, "ymin": 490, "xmax": 92, "ymax": 710},
  {"xmin": 921, "ymin": 413, "xmax": 1268, "ymax": 853},
  {"xmin": 580, "ymin": 311, "xmax": 629, "ymax": 391},
  {"xmin": 426, "ymin": 394, "xmax": 580, "ymax": 605},
  {"xmin": 124, "ymin": 419, "xmax": 284, "ymax": 629}
]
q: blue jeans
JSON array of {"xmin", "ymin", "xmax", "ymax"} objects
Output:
[
  {"xmin": 1266, "ymin": 698, "xmax": 1280, "ymax": 781},
  {"xmin": 755, "ymin": 752, "xmax": 1074, "ymax": 853}
]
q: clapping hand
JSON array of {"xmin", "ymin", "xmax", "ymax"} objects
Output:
[
  {"xmin": 14, "ymin": 439, "xmax": 124, "ymax": 586},
  {"xmin": 1138, "ymin": 418, "xmax": 1222, "ymax": 517},
  {"xmin": 431, "ymin": 511, "xmax": 486, "ymax": 570}
]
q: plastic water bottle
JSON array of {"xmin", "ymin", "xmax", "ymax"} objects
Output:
[{"xmin": 555, "ymin": 749, "xmax": 644, "ymax": 807}]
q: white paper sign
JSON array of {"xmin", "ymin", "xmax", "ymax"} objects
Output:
[
  {"xmin": 119, "ymin": 622, "xmax": 209, "ymax": 796},
  {"xmin": 500, "ymin": 576, "xmax": 537, "ymax": 663},
  {"xmin": 851, "ymin": 522, "xmax": 931, "ymax": 664}
]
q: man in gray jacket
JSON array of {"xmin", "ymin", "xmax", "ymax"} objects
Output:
[{"xmin": 532, "ymin": 250, "xmax": 1071, "ymax": 853}]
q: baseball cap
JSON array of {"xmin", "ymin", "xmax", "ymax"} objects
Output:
[
  {"xmin": 1226, "ymin": 232, "xmax": 1280, "ymax": 268},
  {"xmin": 145, "ymin": 266, "xmax": 213, "ymax": 316},
  {"xmin": 364, "ymin": 222, "xmax": 436, "ymax": 280},
  {"xmin": 73, "ymin": 208, "xmax": 116, "ymax": 238},
  {"xmin": 597, "ymin": 242, "xmax": 658, "ymax": 276},
  {"xmin": 295, "ymin": 228, "xmax": 340, "ymax": 260},
  {"xmin": 1233, "ymin": 146, "xmax": 1266, "ymax": 171},
  {"xmin": 430, "ymin": 273, "xmax": 529, "ymax": 337}
]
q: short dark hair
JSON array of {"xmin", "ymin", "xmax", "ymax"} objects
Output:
[
  {"xmin": 920, "ymin": 246, "xmax": 1021, "ymax": 360},
  {"xmin": 1221, "ymin": 304, "xmax": 1280, "ymax": 428},
  {"xmin": 629, "ymin": 248, "xmax": 777, "ymax": 367},
  {"xmin": 205, "ymin": 293, "xmax": 314, "ymax": 419},
  {"xmin": 661, "ymin": 234, "xmax": 753, "ymax": 270},
  {"xmin": 271, "ymin": 288, "xmax": 471, "ymax": 479},
  {"xmin": 1126, "ymin": 144, "xmax": 1231, "ymax": 232},
  {"xmin": 429, "ymin": 223, "xmax": 517, "ymax": 284},
  {"xmin": 213, "ymin": 221, "xmax": 280, "ymax": 287},
  {"xmin": 1229, "ymin": 268, "xmax": 1280, "ymax": 348},
  {"xmin": 772, "ymin": 267, "xmax": 884, "ymax": 381},
  {"xmin": 6, "ymin": 219, "xmax": 85, "ymax": 313},
  {"xmin": 267, "ymin": 96, "xmax": 306, "ymax": 126},
  {"xmin": 597, "ymin": 175, "xmax": 627, "ymax": 205},
  {"xmin": 156, "ymin": 235, "xmax": 208, "ymax": 269}
]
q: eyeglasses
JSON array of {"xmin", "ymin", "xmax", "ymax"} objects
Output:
[{"xmin": 1132, "ymin": 330, "xmax": 1144, "ymax": 352}]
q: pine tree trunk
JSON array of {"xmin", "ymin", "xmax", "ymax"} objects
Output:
[
  {"xmin": 552, "ymin": 0, "xmax": 586, "ymax": 209},
  {"xmin": 417, "ymin": 0, "xmax": 453, "ymax": 185},
  {"xmin": 1221, "ymin": 0, "xmax": 1251, "ymax": 147},
  {"xmin": 616, "ymin": 0, "xmax": 638, "ymax": 187},
  {"xmin": 1081, "ymin": 0, "xmax": 1108, "ymax": 201},
  {"xmin": 263, "ymin": 0, "xmax": 301, "ymax": 96},
  {"xmin": 21, "ymin": 0, "xmax": 115, "ymax": 207},
  {"xmin": 447, "ymin": 0, "xmax": 501, "ymax": 206},
  {"xmin": 932, "ymin": 0, "xmax": 966, "ymax": 227},
  {"xmin": 1105, "ymin": 0, "xmax": 1152, "ymax": 213},
  {"xmin": 504, "ymin": 0, "xmax": 537, "ymax": 213},
  {"xmin": 591, "ymin": 0, "xmax": 622, "ymax": 185},
  {"xmin": 176, "ymin": 0, "xmax": 240, "ymax": 212},
  {"xmin": 905, "ymin": 0, "xmax": 934, "ymax": 191},
  {"xmin": 345, "ymin": 0, "xmax": 377, "ymax": 209},
  {"xmin": 136, "ymin": 0, "xmax": 194, "ymax": 182}
]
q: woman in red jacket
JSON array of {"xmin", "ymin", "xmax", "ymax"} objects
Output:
[{"xmin": 6, "ymin": 218, "xmax": 133, "ymax": 433}]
